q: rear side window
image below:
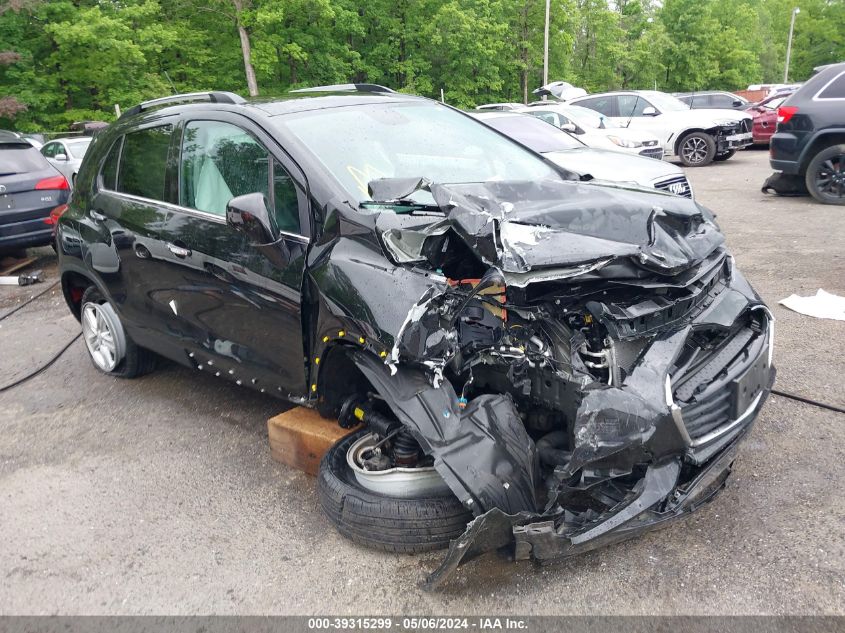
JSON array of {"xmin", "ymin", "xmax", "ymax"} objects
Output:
[
  {"xmin": 817, "ymin": 72, "xmax": 845, "ymax": 99},
  {"xmin": 576, "ymin": 96, "xmax": 614, "ymax": 117},
  {"xmin": 100, "ymin": 138, "xmax": 122, "ymax": 190},
  {"xmin": 710, "ymin": 94, "xmax": 737, "ymax": 108},
  {"xmin": 117, "ymin": 125, "xmax": 172, "ymax": 200},
  {"xmin": 0, "ymin": 144, "xmax": 51, "ymax": 174}
]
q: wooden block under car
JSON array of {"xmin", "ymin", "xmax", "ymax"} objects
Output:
[{"xmin": 267, "ymin": 406, "xmax": 359, "ymax": 476}]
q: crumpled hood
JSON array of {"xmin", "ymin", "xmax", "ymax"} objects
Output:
[{"xmin": 379, "ymin": 178, "xmax": 724, "ymax": 277}]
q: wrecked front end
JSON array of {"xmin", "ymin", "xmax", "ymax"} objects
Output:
[
  {"xmin": 712, "ymin": 119, "xmax": 754, "ymax": 154},
  {"xmin": 309, "ymin": 178, "xmax": 775, "ymax": 587}
]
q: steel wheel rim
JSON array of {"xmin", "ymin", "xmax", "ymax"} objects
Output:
[
  {"xmin": 815, "ymin": 155, "xmax": 845, "ymax": 199},
  {"xmin": 346, "ymin": 433, "xmax": 451, "ymax": 498},
  {"xmin": 682, "ymin": 137, "xmax": 708, "ymax": 164},
  {"xmin": 82, "ymin": 303, "xmax": 119, "ymax": 371}
]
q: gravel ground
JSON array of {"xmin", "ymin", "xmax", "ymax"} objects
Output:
[{"xmin": 0, "ymin": 149, "xmax": 843, "ymax": 615}]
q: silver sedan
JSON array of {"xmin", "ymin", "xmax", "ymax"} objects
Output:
[{"xmin": 40, "ymin": 137, "xmax": 93, "ymax": 188}]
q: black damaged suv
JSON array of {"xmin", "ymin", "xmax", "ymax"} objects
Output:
[
  {"xmin": 770, "ymin": 61, "xmax": 845, "ymax": 204},
  {"xmin": 57, "ymin": 86, "xmax": 775, "ymax": 586}
]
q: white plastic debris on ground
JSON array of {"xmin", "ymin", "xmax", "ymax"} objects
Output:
[{"xmin": 779, "ymin": 289, "xmax": 845, "ymax": 321}]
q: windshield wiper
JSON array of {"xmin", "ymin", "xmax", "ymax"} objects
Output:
[{"xmin": 360, "ymin": 199, "xmax": 444, "ymax": 215}]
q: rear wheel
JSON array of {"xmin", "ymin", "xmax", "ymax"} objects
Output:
[
  {"xmin": 80, "ymin": 286, "xmax": 156, "ymax": 378},
  {"xmin": 317, "ymin": 429, "xmax": 472, "ymax": 553},
  {"xmin": 805, "ymin": 144, "xmax": 845, "ymax": 205},
  {"xmin": 678, "ymin": 132, "xmax": 716, "ymax": 167},
  {"xmin": 714, "ymin": 149, "xmax": 737, "ymax": 161}
]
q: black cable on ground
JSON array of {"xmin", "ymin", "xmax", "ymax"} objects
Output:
[
  {"xmin": 772, "ymin": 389, "xmax": 845, "ymax": 415},
  {"xmin": 0, "ymin": 332, "xmax": 81, "ymax": 393},
  {"xmin": 0, "ymin": 279, "xmax": 60, "ymax": 322}
]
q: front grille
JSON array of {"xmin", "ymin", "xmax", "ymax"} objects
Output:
[
  {"xmin": 654, "ymin": 175, "xmax": 692, "ymax": 198},
  {"xmin": 639, "ymin": 147, "xmax": 664, "ymax": 160},
  {"xmin": 670, "ymin": 314, "xmax": 769, "ymax": 441},
  {"xmin": 590, "ymin": 252, "xmax": 728, "ymax": 339}
]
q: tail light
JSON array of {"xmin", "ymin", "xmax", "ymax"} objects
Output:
[
  {"xmin": 777, "ymin": 106, "xmax": 799, "ymax": 124},
  {"xmin": 43, "ymin": 204, "xmax": 69, "ymax": 226},
  {"xmin": 35, "ymin": 175, "xmax": 70, "ymax": 190}
]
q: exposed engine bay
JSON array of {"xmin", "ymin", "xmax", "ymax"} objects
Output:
[{"xmin": 309, "ymin": 177, "xmax": 775, "ymax": 588}]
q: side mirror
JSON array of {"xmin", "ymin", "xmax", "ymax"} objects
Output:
[
  {"xmin": 226, "ymin": 192, "xmax": 276, "ymax": 245},
  {"xmin": 55, "ymin": 153, "xmax": 68, "ymax": 162},
  {"xmin": 732, "ymin": 100, "xmax": 743, "ymax": 108},
  {"xmin": 560, "ymin": 122, "xmax": 577, "ymax": 133},
  {"xmin": 642, "ymin": 106, "xmax": 658, "ymax": 116}
]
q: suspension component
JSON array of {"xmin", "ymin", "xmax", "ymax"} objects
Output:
[
  {"xmin": 338, "ymin": 396, "xmax": 397, "ymax": 435},
  {"xmin": 393, "ymin": 429, "xmax": 420, "ymax": 466}
]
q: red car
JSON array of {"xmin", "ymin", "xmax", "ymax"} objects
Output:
[{"xmin": 745, "ymin": 93, "xmax": 793, "ymax": 145}]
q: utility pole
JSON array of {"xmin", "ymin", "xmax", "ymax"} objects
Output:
[
  {"xmin": 784, "ymin": 7, "xmax": 800, "ymax": 83},
  {"xmin": 543, "ymin": 0, "xmax": 550, "ymax": 88}
]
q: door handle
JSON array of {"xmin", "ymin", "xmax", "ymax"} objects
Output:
[
  {"xmin": 90, "ymin": 210, "xmax": 107, "ymax": 221},
  {"xmin": 167, "ymin": 242, "xmax": 192, "ymax": 258}
]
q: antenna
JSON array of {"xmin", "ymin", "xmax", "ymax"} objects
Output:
[
  {"xmin": 625, "ymin": 94, "xmax": 640, "ymax": 129},
  {"xmin": 163, "ymin": 70, "xmax": 177, "ymax": 95}
]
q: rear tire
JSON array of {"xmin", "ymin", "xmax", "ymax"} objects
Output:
[
  {"xmin": 80, "ymin": 286, "xmax": 156, "ymax": 378},
  {"xmin": 714, "ymin": 149, "xmax": 737, "ymax": 161},
  {"xmin": 678, "ymin": 132, "xmax": 716, "ymax": 167},
  {"xmin": 317, "ymin": 430, "xmax": 473, "ymax": 553},
  {"xmin": 805, "ymin": 144, "xmax": 845, "ymax": 205}
]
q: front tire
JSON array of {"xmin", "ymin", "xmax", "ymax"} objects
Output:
[
  {"xmin": 678, "ymin": 132, "xmax": 716, "ymax": 167},
  {"xmin": 805, "ymin": 144, "xmax": 845, "ymax": 205},
  {"xmin": 80, "ymin": 286, "xmax": 156, "ymax": 378},
  {"xmin": 317, "ymin": 430, "xmax": 472, "ymax": 553},
  {"xmin": 714, "ymin": 149, "xmax": 737, "ymax": 162}
]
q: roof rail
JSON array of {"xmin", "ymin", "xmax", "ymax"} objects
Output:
[
  {"xmin": 290, "ymin": 83, "xmax": 395, "ymax": 94},
  {"xmin": 121, "ymin": 91, "xmax": 246, "ymax": 118}
]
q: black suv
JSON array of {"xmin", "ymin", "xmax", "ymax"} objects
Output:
[
  {"xmin": 57, "ymin": 87, "xmax": 775, "ymax": 585},
  {"xmin": 770, "ymin": 61, "xmax": 845, "ymax": 204}
]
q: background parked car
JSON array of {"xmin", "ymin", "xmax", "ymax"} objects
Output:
[
  {"xmin": 474, "ymin": 103, "xmax": 524, "ymax": 111},
  {"xmin": 0, "ymin": 131, "xmax": 69, "ymax": 253},
  {"xmin": 745, "ymin": 93, "xmax": 793, "ymax": 145},
  {"xmin": 571, "ymin": 90, "xmax": 752, "ymax": 167},
  {"xmin": 674, "ymin": 91, "xmax": 749, "ymax": 110},
  {"xmin": 0, "ymin": 129, "xmax": 43, "ymax": 149},
  {"xmin": 518, "ymin": 103, "xmax": 664, "ymax": 159},
  {"xmin": 770, "ymin": 61, "xmax": 845, "ymax": 205},
  {"xmin": 41, "ymin": 137, "xmax": 92, "ymax": 187},
  {"xmin": 471, "ymin": 111, "xmax": 692, "ymax": 198}
]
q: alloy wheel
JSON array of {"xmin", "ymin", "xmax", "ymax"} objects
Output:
[
  {"xmin": 81, "ymin": 302, "xmax": 121, "ymax": 372},
  {"xmin": 682, "ymin": 137, "xmax": 709, "ymax": 165},
  {"xmin": 814, "ymin": 155, "xmax": 845, "ymax": 200}
]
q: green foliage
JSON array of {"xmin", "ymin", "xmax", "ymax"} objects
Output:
[{"xmin": 0, "ymin": 0, "xmax": 842, "ymax": 130}]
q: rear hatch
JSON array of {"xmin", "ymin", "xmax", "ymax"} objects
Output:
[{"xmin": 0, "ymin": 142, "xmax": 68, "ymax": 239}]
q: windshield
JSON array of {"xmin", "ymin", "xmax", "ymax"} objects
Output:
[
  {"xmin": 279, "ymin": 101, "xmax": 561, "ymax": 203},
  {"xmin": 479, "ymin": 115, "xmax": 584, "ymax": 152},
  {"xmin": 559, "ymin": 105, "xmax": 620, "ymax": 129},
  {"xmin": 65, "ymin": 138, "xmax": 92, "ymax": 159},
  {"xmin": 642, "ymin": 91, "xmax": 691, "ymax": 112}
]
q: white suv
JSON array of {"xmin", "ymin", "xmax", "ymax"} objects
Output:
[{"xmin": 570, "ymin": 90, "xmax": 753, "ymax": 167}]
